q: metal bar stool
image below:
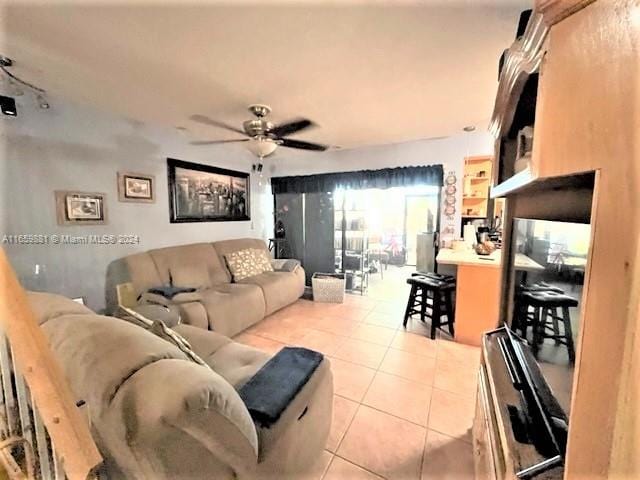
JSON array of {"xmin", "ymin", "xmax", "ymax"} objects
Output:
[{"xmin": 403, "ymin": 274, "xmax": 456, "ymax": 339}]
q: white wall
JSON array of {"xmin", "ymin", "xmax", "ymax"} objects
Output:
[
  {"xmin": 268, "ymin": 132, "xmax": 493, "ymax": 240},
  {"xmin": 0, "ymin": 94, "xmax": 273, "ymax": 311},
  {"xmin": 0, "ymin": 90, "xmax": 494, "ymax": 311}
]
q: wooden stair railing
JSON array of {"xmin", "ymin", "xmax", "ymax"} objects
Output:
[{"xmin": 0, "ymin": 248, "xmax": 102, "ymax": 479}]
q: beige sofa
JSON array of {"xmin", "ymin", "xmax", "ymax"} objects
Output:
[
  {"xmin": 121, "ymin": 239, "xmax": 305, "ymax": 337},
  {"xmin": 29, "ymin": 291, "xmax": 332, "ymax": 480}
]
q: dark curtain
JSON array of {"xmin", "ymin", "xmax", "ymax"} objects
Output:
[
  {"xmin": 271, "ymin": 165, "xmax": 444, "ymax": 195},
  {"xmin": 274, "ymin": 192, "xmax": 335, "ymax": 285}
]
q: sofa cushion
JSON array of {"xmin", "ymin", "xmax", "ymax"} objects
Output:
[
  {"xmin": 206, "ymin": 342, "xmax": 271, "ymax": 389},
  {"xmin": 225, "ymin": 248, "xmax": 274, "ymax": 282},
  {"xmin": 198, "ymin": 284, "xmax": 266, "ymax": 337},
  {"xmin": 125, "ymin": 251, "xmax": 164, "ymax": 297},
  {"xmin": 174, "ymin": 324, "xmax": 271, "ymax": 389},
  {"xmin": 240, "ymin": 270, "xmax": 305, "ymax": 316},
  {"xmin": 173, "ymin": 324, "xmax": 232, "ymax": 358},
  {"xmin": 169, "ymin": 262, "xmax": 211, "ymax": 289},
  {"xmin": 148, "ymin": 243, "xmax": 229, "ymax": 288}
]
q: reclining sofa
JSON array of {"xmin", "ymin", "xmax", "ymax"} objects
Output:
[
  {"xmin": 121, "ymin": 239, "xmax": 305, "ymax": 337},
  {"xmin": 29, "ymin": 291, "xmax": 333, "ymax": 479}
]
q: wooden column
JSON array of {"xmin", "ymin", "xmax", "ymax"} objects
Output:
[{"xmin": 527, "ymin": 1, "xmax": 640, "ymax": 476}]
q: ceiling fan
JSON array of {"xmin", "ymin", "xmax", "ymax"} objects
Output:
[{"xmin": 189, "ymin": 104, "xmax": 329, "ymax": 158}]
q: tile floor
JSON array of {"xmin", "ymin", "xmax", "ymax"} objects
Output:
[{"xmin": 234, "ymin": 290, "xmax": 480, "ymax": 480}]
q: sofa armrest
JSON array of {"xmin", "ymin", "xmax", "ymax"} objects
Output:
[
  {"xmin": 101, "ymin": 359, "xmax": 259, "ymax": 479},
  {"xmin": 171, "ymin": 291, "xmax": 204, "ymax": 303},
  {"xmin": 139, "ymin": 292, "xmax": 171, "ymax": 306},
  {"xmin": 271, "ymin": 259, "xmax": 301, "ymax": 272},
  {"xmin": 254, "ymin": 359, "xmax": 333, "ymax": 472},
  {"xmin": 138, "ymin": 291, "xmax": 210, "ymax": 330}
]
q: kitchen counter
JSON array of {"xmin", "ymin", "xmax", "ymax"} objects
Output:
[
  {"xmin": 436, "ymin": 247, "xmax": 501, "ymax": 347},
  {"xmin": 514, "ymin": 253, "xmax": 544, "ymax": 272},
  {"xmin": 436, "ymin": 249, "xmax": 544, "ymax": 271},
  {"xmin": 436, "ymin": 248, "xmax": 501, "ymax": 268}
]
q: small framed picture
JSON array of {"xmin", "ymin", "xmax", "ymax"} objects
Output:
[
  {"xmin": 55, "ymin": 190, "xmax": 107, "ymax": 226},
  {"xmin": 118, "ymin": 171, "xmax": 155, "ymax": 203}
]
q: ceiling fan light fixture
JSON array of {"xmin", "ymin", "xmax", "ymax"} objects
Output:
[{"xmin": 247, "ymin": 136, "xmax": 277, "ymax": 158}]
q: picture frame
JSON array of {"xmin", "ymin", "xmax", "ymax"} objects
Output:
[
  {"xmin": 167, "ymin": 158, "xmax": 250, "ymax": 223},
  {"xmin": 118, "ymin": 171, "xmax": 155, "ymax": 203},
  {"xmin": 55, "ymin": 190, "xmax": 107, "ymax": 226}
]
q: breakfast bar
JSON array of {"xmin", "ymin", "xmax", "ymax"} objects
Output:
[
  {"xmin": 436, "ymin": 248, "xmax": 546, "ymax": 345},
  {"xmin": 436, "ymin": 248, "xmax": 502, "ymax": 346}
]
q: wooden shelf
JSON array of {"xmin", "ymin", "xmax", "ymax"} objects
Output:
[
  {"xmin": 465, "ymin": 156, "xmax": 492, "ymax": 164},
  {"xmin": 490, "ymin": 167, "xmax": 535, "ymax": 198},
  {"xmin": 463, "ymin": 196, "xmax": 488, "ymax": 200}
]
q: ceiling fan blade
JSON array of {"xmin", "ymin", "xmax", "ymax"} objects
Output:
[
  {"xmin": 270, "ymin": 118, "xmax": 315, "ymax": 137},
  {"xmin": 189, "ymin": 114, "xmax": 247, "ymax": 135},
  {"xmin": 279, "ymin": 138, "xmax": 328, "ymax": 151},
  {"xmin": 190, "ymin": 139, "xmax": 249, "ymax": 146}
]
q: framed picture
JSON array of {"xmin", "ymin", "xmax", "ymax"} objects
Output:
[
  {"xmin": 118, "ymin": 171, "xmax": 155, "ymax": 203},
  {"xmin": 55, "ymin": 191, "xmax": 107, "ymax": 225},
  {"xmin": 167, "ymin": 158, "xmax": 250, "ymax": 223}
]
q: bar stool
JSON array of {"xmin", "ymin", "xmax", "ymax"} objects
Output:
[
  {"xmin": 411, "ymin": 271, "xmax": 455, "ymax": 283},
  {"xmin": 512, "ymin": 282, "xmax": 564, "ymax": 337},
  {"xmin": 403, "ymin": 275, "xmax": 456, "ymax": 339},
  {"xmin": 520, "ymin": 290, "xmax": 578, "ymax": 364}
]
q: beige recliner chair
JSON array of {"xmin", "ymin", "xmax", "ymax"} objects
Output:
[{"xmin": 28, "ymin": 292, "xmax": 332, "ymax": 480}]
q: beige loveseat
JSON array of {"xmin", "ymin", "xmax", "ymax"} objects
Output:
[
  {"xmin": 120, "ymin": 239, "xmax": 305, "ymax": 337},
  {"xmin": 29, "ymin": 291, "xmax": 332, "ymax": 480}
]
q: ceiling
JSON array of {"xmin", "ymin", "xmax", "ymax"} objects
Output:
[{"xmin": 0, "ymin": 0, "xmax": 530, "ymax": 150}]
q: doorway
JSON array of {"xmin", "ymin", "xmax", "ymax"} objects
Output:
[{"xmin": 333, "ymin": 185, "xmax": 440, "ymax": 297}]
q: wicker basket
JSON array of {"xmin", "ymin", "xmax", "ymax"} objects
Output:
[{"xmin": 312, "ymin": 273, "xmax": 346, "ymax": 303}]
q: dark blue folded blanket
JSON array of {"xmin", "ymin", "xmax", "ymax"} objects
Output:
[
  {"xmin": 238, "ymin": 347, "xmax": 324, "ymax": 428},
  {"xmin": 147, "ymin": 285, "xmax": 196, "ymax": 299}
]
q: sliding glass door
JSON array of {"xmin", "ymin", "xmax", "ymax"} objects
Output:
[{"xmin": 271, "ymin": 165, "xmax": 444, "ymax": 288}]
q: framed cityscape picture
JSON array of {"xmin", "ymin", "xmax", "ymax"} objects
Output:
[
  {"xmin": 55, "ymin": 190, "xmax": 107, "ymax": 226},
  {"xmin": 167, "ymin": 158, "xmax": 250, "ymax": 223},
  {"xmin": 118, "ymin": 171, "xmax": 155, "ymax": 203}
]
